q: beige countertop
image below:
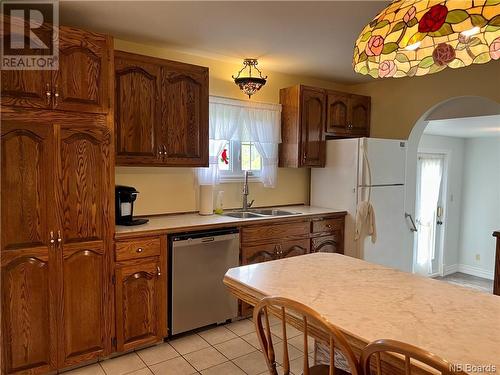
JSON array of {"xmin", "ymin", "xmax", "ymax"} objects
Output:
[
  {"xmin": 224, "ymin": 253, "xmax": 500, "ymax": 374},
  {"xmin": 115, "ymin": 205, "xmax": 346, "ymax": 238}
]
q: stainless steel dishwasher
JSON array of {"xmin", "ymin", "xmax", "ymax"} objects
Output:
[{"xmin": 169, "ymin": 228, "xmax": 239, "ymax": 335}]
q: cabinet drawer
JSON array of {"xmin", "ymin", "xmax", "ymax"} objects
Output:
[
  {"xmin": 242, "ymin": 221, "xmax": 310, "ymax": 244},
  {"xmin": 312, "ymin": 217, "xmax": 343, "ymax": 234},
  {"xmin": 115, "ymin": 237, "xmax": 161, "ymax": 261},
  {"xmin": 311, "ymin": 234, "xmax": 343, "ymax": 254}
]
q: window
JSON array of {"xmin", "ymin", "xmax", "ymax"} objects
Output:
[{"xmin": 217, "ymin": 140, "xmax": 262, "ymax": 180}]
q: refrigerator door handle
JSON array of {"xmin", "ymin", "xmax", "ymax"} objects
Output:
[{"xmin": 405, "ymin": 213, "xmax": 418, "ymax": 232}]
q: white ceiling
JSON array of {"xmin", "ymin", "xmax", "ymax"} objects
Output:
[
  {"xmin": 424, "ymin": 115, "xmax": 500, "ymax": 138},
  {"xmin": 60, "ymin": 1, "xmax": 389, "ymax": 83}
]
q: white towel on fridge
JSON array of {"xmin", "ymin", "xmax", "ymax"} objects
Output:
[{"xmin": 354, "ymin": 201, "xmax": 377, "ymax": 243}]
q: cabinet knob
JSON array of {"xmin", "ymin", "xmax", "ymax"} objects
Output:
[
  {"xmin": 348, "ymin": 124, "xmax": 353, "ymax": 129},
  {"xmin": 136, "ymin": 247, "xmax": 143, "ymax": 253},
  {"xmin": 49, "ymin": 231, "xmax": 55, "ymax": 244},
  {"xmin": 57, "ymin": 230, "xmax": 62, "ymax": 243},
  {"xmin": 327, "ymin": 224, "xmax": 332, "ymax": 229},
  {"xmin": 45, "ymin": 83, "xmax": 52, "ymax": 105},
  {"xmin": 157, "ymin": 266, "xmax": 161, "ymax": 276},
  {"xmin": 54, "ymin": 84, "xmax": 59, "ymax": 107}
]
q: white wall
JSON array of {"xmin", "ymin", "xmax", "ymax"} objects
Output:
[
  {"xmin": 418, "ymin": 135, "xmax": 465, "ymax": 272},
  {"xmin": 458, "ymin": 137, "xmax": 500, "ymax": 279}
]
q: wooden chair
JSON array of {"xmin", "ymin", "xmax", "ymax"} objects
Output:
[
  {"xmin": 360, "ymin": 339, "xmax": 459, "ymax": 375},
  {"xmin": 253, "ymin": 296, "xmax": 360, "ymax": 375}
]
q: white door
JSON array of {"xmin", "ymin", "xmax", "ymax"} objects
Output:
[
  {"xmin": 414, "ymin": 153, "xmax": 445, "ymax": 276},
  {"xmin": 358, "ymin": 185, "xmax": 412, "ymax": 272}
]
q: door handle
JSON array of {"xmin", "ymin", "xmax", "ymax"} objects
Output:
[
  {"xmin": 45, "ymin": 83, "xmax": 52, "ymax": 105},
  {"xmin": 405, "ymin": 213, "xmax": 418, "ymax": 232}
]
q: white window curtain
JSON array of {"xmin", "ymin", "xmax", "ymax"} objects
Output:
[
  {"xmin": 414, "ymin": 154, "xmax": 443, "ymax": 276},
  {"xmin": 197, "ymin": 96, "xmax": 282, "ymax": 187}
]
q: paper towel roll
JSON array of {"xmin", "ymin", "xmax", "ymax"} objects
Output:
[{"xmin": 199, "ymin": 185, "xmax": 214, "ymax": 215}]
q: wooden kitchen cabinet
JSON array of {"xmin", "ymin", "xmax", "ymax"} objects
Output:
[
  {"xmin": 326, "ymin": 91, "xmax": 370, "ymax": 137},
  {"xmin": 56, "ymin": 125, "xmax": 112, "ymax": 367},
  {"xmin": 1, "ymin": 118, "xmax": 114, "ymax": 374},
  {"xmin": 279, "ymin": 85, "xmax": 326, "ymax": 168},
  {"xmin": 115, "ymin": 51, "xmax": 162, "ymax": 164},
  {"xmin": 114, "ymin": 236, "xmax": 167, "ymax": 352},
  {"xmin": 160, "ymin": 62, "xmax": 209, "ymax": 166},
  {"xmin": 1, "ymin": 26, "xmax": 111, "ymax": 114},
  {"xmin": 280, "ymin": 85, "xmax": 371, "ymax": 168},
  {"xmin": 114, "ymin": 51, "xmax": 209, "ymax": 167}
]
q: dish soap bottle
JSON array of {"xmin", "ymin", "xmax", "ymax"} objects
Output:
[{"xmin": 214, "ymin": 191, "xmax": 224, "ymax": 214}]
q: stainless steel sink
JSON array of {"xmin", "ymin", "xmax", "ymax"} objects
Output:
[
  {"xmin": 250, "ymin": 209, "xmax": 300, "ymax": 216},
  {"xmin": 222, "ymin": 208, "xmax": 301, "ymax": 219},
  {"xmin": 223, "ymin": 212, "xmax": 262, "ymax": 219}
]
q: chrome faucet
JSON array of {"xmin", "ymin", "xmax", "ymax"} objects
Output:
[{"xmin": 242, "ymin": 170, "xmax": 254, "ymax": 211}]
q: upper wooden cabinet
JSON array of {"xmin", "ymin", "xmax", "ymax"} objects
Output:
[
  {"xmin": 280, "ymin": 85, "xmax": 326, "ymax": 168},
  {"xmin": 280, "ymin": 85, "xmax": 371, "ymax": 168},
  {"xmin": 1, "ymin": 26, "xmax": 111, "ymax": 114},
  {"xmin": 114, "ymin": 51, "xmax": 209, "ymax": 167},
  {"xmin": 115, "ymin": 52, "xmax": 161, "ymax": 163},
  {"xmin": 326, "ymin": 91, "xmax": 370, "ymax": 137}
]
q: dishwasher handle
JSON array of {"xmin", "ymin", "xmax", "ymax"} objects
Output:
[{"xmin": 172, "ymin": 233, "xmax": 239, "ymax": 247}]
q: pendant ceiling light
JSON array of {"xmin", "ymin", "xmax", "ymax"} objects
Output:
[
  {"xmin": 233, "ymin": 59, "xmax": 267, "ymax": 98},
  {"xmin": 353, "ymin": 0, "xmax": 500, "ymax": 78}
]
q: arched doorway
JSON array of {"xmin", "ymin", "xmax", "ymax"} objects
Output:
[{"xmin": 405, "ymin": 96, "xmax": 500, "ymax": 286}]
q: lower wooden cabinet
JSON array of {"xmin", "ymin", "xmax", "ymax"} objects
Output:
[
  {"xmin": 1, "ymin": 250, "xmax": 57, "ymax": 374},
  {"xmin": 114, "ymin": 236, "xmax": 167, "ymax": 352},
  {"xmin": 311, "ymin": 234, "xmax": 343, "ymax": 254}
]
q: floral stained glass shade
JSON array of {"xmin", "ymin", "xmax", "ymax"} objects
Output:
[{"xmin": 353, "ymin": 0, "xmax": 500, "ymax": 78}]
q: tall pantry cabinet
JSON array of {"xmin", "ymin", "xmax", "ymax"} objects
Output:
[{"xmin": 1, "ymin": 26, "xmax": 115, "ymax": 374}]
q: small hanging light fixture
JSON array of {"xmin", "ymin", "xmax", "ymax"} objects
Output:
[{"xmin": 232, "ymin": 58, "xmax": 267, "ymax": 98}]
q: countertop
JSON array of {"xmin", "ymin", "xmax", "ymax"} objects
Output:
[
  {"xmin": 224, "ymin": 253, "xmax": 500, "ymax": 373},
  {"xmin": 115, "ymin": 205, "xmax": 346, "ymax": 238}
]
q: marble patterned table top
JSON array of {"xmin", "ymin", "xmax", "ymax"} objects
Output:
[{"xmin": 224, "ymin": 253, "xmax": 500, "ymax": 374}]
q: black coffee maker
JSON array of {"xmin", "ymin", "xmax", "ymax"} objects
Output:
[{"xmin": 115, "ymin": 185, "xmax": 149, "ymax": 226}]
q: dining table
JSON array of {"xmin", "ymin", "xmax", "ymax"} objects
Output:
[{"xmin": 223, "ymin": 253, "xmax": 500, "ymax": 375}]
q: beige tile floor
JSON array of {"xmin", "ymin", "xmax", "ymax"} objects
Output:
[{"xmin": 62, "ymin": 317, "xmax": 314, "ymax": 375}]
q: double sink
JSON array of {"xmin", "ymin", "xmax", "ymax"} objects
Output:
[{"xmin": 222, "ymin": 208, "xmax": 301, "ymax": 219}]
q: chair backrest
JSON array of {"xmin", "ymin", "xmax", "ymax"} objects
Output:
[
  {"xmin": 360, "ymin": 339, "xmax": 459, "ymax": 375},
  {"xmin": 253, "ymin": 296, "xmax": 360, "ymax": 375}
]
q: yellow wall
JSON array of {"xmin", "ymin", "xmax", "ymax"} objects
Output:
[
  {"xmin": 114, "ymin": 39, "xmax": 499, "ymax": 215},
  {"xmin": 348, "ymin": 62, "xmax": 500, "ymax": 140},
  {"xmin": 114, "ymin": 39, "xmax": 339, "ymax": 215}
]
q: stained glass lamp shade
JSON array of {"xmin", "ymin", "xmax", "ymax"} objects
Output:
[{"xmin": 353, "ymin": 0, "xmax": 500, "ymax": 78}]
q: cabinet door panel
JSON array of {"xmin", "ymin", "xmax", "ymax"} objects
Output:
[
  {"xmin": 279, "ymin": 238, "xmax": 310, "ymax": 259},
  {"xmin": 242, "ymin": 243, "xmax": 278, "ymax": 265},
  {"xmin": 1, "ymin": 123, "xmax": 53, "ymax": 252},
  {"xmin": 53, "ymin": 26, "xmax": 109, "ymax": 113},
  {"xmin": 326, "ymin": 92, "xmax": 349, "ymax": 136},
  {"xmin": 115, "ymin": 259, "xmax": 164, "ymax": 351},
  {"xmin": 55, "ymin": 125, "xmax": 111, "ymax": 366},
  {"xmin": 1, "ymin": 70, "xmax": 51, "ymax": 109},
  {"xmin": 349, "ymin": 95, "xmax": 371, "ymax": 136},
  {"xmin": 56, "ymin": 125, "xmax": 110, "ymax": 243},
  {"xmin": 115, "ymin": 53, "xmax": 161, "ymax": 163},
  {"xmin": 1, "ymin": 250, "xmax": 57, "ymax": 374},
  {"xmin": 59, "ymin": 243, "xmax": 106, "ymax": 366},
  {"xmin": 311, "ymin": 233, "xmax": 343, "ymax": 254},
  {"xmin": 161, "ymin": 66, "xmax": 208, "ymax": 166},
  {"xmin": 300, "ymin": 88, "xmax": 325, "ymax": 167}
]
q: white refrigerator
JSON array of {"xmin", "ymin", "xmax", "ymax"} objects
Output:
[{"xmin": 311, "ymin": 138, "xmax": 414, "ymax": 272}]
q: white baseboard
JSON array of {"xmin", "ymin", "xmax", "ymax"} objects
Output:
[
  {"xmin": 443, "ymin": 264, "xmax": 458, "ymax": 276},
  {"xmin": 443, "ymin": 264, "xmax": 494, "ymax": 280},
  {"xmin": 458, "ymin": 264, "xmax": 494, "ymax": 280}
]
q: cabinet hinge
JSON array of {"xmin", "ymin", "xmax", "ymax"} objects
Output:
[{"xmin": 112, "ymin": 337, "xmax": 117, "ymax": 347}]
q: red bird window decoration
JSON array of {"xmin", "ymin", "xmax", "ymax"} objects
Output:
[{"xmin": 221, "ymin": 149, "xmax": 229, "ymax": 164}]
